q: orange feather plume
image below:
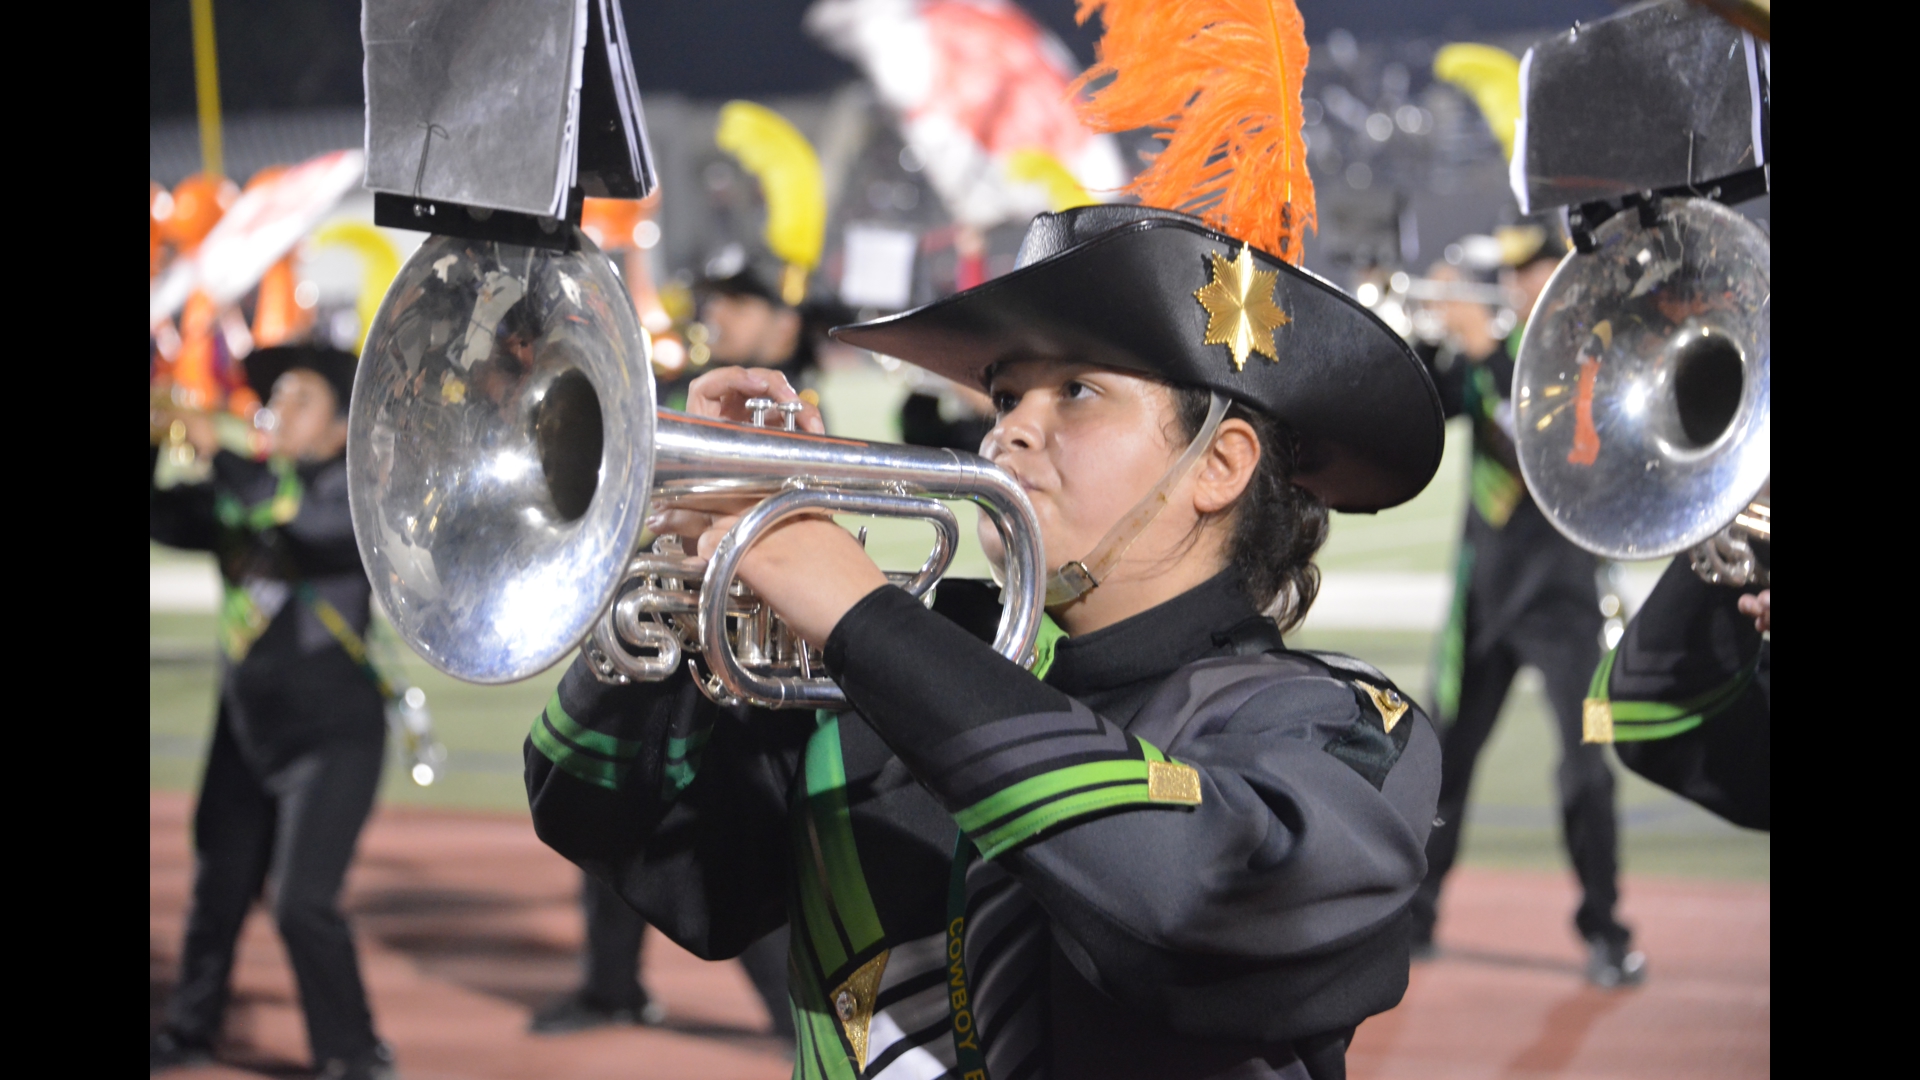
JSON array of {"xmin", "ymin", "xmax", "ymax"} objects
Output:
[{"xmin": 1071, "ymin": 0, "xmax": 1316, "ymax": 264}]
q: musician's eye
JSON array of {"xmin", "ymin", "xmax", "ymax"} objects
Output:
[
  {"xmin": 991, "ymin": 391, "xmax": 1019, "ymax": 414},
  {"xmin": 1060, "ymin": 379, "xmax": 1095, "ymax": 401}
]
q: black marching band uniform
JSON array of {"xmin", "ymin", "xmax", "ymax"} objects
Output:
[
  {"xmin": 1586, "ymin": 558, "xmax": 1769, "ymax": 830},
  {"xmin": 526, "ymin": 204, "xmax": 1449, "ymax": 1080},
  {"xmin": 150, "ymin": 347, "xmax": 391, "ymax": 1074},
  {"xmin": 1411, "ymin": 235, "xmax": 1636, "ymax": 973}
]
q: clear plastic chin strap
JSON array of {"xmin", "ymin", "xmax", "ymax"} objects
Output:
[{"xmin": 1041, "ymin": 391, "xmax": 1231, "ymax": 607}]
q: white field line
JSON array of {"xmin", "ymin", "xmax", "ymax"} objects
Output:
[
  {"xmin": 148, "ymin": 563, "xmax": 1670, "ymax": 631},
  {"xmin": 150, "ymin": 563, "xmax": 220, "ymax": 613},
  {"xmin": 1298, "ymin": 572, "xmax": 1452, "ymax": 631},
  {"xmin": 1300, "ymin": 565, "xmax": 1665, "ymax": 632}
]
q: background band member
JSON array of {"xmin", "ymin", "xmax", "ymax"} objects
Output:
[
  {"xmin": 525, "ymin": 193, "xmax": 1446, "ymax": 1079},
  {"xmin": 529, "ymin": 875, "xmax": 794, "ymax": 1043},
  {"xmin": 663, "ymin": 258, "xmax": 850, "ymax": 416},
  {"xmin": 1587, "ymin": 560, "xmax": 1769, "ymax": 831},
  {"xmin": 150, "ymin": 346, "xmax": 397, "ymax": 1080},
  {"xmin": 528, "ymin": 873, "xmax": 668, "ymax": 1033},
  {"xmin": 1412, "ymin": 225, "xmax": 1645, "ymax": 987}
]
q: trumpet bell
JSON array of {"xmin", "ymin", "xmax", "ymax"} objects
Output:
[
  {"xmin": 1513, "ymin": 198, "xmax": 1769, "ymax": 561},
  {"xmin": 347, "ymin": 231, "xmax": 657, "ymax": 684}
]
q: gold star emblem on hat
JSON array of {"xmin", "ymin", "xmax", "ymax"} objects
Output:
[{"xmin": 1195, "ymin": 244, "xmax": 1289, "ymax": 371}]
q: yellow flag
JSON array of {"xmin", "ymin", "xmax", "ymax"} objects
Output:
[
  {"xmin": 1435, "ymin": 43, "xmax": 1523, "ymax": 161},
  {"xmin": 716, "ymin": 101, "xmax": 826, "ymax": 303}
]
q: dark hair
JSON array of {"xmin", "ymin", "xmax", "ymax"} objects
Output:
[{"xmin": 1169, "ymin": 386, "xmax": 1329, "ymax": 632}]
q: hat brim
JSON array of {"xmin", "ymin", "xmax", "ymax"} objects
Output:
[
  {"xmin": 831, "ymin": 218, "xmax": 1443, "ymax": 512},
  {"xmin": 244, "ymin": 345, "xmax": 358, "ymax": 413}
]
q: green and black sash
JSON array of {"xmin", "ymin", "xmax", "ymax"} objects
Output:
[
  {"xmin": 212, "ymin": 457, "xmax": 303, "ymax": 660},
  {"xmin": 790, "ymin": 712, "xmax": 891, "ymax": 1079}
]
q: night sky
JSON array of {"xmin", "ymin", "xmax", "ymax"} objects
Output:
[{"xmin": 149, "ymin": 0, "xmax": 1622, "ymax": 119}]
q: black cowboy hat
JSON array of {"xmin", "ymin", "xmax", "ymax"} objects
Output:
[
  {"xmin": 244, "ymin": 344, "xmax": 359, "ymax": 415},
  {"xmin": 831, "ymin": 206, "xmax": 1443, "ymax": 512}
]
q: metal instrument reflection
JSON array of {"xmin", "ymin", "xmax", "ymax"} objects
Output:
[
  {"xmin": 1512, "ymin": 198, "xmax": 1769, "ymax": 585},
  {"xmin": 347, "ymin": 230, "xmax": 1045, "ymax": 708}
]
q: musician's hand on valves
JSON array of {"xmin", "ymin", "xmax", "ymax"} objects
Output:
[
  {"xmin": 649, "ymin": 366, "xmax": 834, "ymax": 541},
  {"xmin": 692, "ymin": 511, "xmax": 888, "ymax": 652},
  {"xmin": 684, "ymin": 366, "xmax": 826, "ymax": 434},
  {"xmin": 1737, "ymin": 589, "xmax": 1769, "ymax": 634},
  {"xmin": 664, "ymin": 365, "xmax": 883, "ymax": 648}
]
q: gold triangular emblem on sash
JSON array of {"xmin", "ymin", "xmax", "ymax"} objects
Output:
[
  {"xmin": 831, "ymin": 949, "xmax": 889, "ymax": 1070},
  {"xmin": 1354, "ymin": 680, "xmax": 1410, "ymax": 733}
]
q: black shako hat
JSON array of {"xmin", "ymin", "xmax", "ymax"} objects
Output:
[
  {"xmin": 244, "ymin": 344, "xmax": 359, "ymax": 416},
  {"xmin": 831, "ymin": 205, "xmax": 1444, "ymax": 513}
]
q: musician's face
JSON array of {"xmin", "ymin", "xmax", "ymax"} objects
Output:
[
  {"xmin": 267, "ymin": 369, "xmax": 348, "ymax": 462},
  {"xmin": 704, "ymin": 293, "xmax": 800, "ymax": 366},
  {"xmin": 1502, "ymin": 257, "xmax": 1558, "ymax": 321},
  {"xmin": 977, "ymin": 359, "xmax": 1187, "ymax": 572}
]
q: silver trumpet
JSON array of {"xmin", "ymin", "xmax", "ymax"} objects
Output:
[
  {"xmin": 1512, "ymin": 198, "xmax": 1769, "ymax": 587},
  {"xmin": 346, "ymin": 231, "xmax": 1045, "ymax": 708}
]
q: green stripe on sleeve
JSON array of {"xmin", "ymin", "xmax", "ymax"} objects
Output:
[
  {"xmin": 952, "ymin": 758, "xmax": 1151, "ymax": 834},
  {"xmin": 527, "ymin": 692, "xmax": 646, "ymax": 791},
  {"xmin": 1608, "ymin": 715, "xmax": 1707, "ymax": 742},
  {"xmin": 973, "ymin": 783, "xmax": 1156, "ymax": 860},
  {"xmin": 541, "ymin": 692, "xmax": 645, "ymax": 761},
  {"xmin": 952, "ymin": 736, "xmax": 1195, "ymax": 858},
  {"xmin": 661, "ymin": 725, "xmax": 712, "ymax": 798},
  {"xmin": 1590, "ymin": 646, "xmax": 1761, "ymax": 743},
  {"xmin": 531, "ymin": 711, "xmax": 626, "ymax": 790}
]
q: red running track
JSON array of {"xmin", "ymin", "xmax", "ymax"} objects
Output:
[{"xmin": 150, "ymin": 791, "xmax": 1768, "ymax": 1079}]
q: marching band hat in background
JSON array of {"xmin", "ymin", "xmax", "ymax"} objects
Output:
[
  {"xmin": 834, "ymin": 205, "xmax": 1444, "ymax": 513},
  {"xmin": 244, "ymin": 344, "xmax": 359, "ymax": 415},
  {"xmin": 1495, "ymin": 218, "xmax": 1570, "ymax": 268},
  {"xmin": 1453, "ymin": 215, "xmax": 1571, "ymax": 271},
  {"xmin": 695, "ymin": 243, "xmax": 786, "ymax": 306}
]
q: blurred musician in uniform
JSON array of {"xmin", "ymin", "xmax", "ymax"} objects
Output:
[
  {"xmin": 527, "ymin": 871, "xmax": 671, "ymax": 1033},
  {"xmin": 1411, "ymin": 225, "xmax": 1645, "ymax": 988},
  {"xmin": 699, "ymin": 256, "xmax": 821, "ymax": 388},
  {"xmin": 660, "ymin": 250, "xmax": 846, "ymax": 416},
  {"xmin": 150, "ymin": 346, "xmax": 398, "ymax": 1079}
]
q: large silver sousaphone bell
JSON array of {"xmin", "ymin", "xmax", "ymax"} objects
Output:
[
  {"xmin": 347, "ymin": 232, "xmax": 1045, "ymax": 706},
  {"xmin": 1513, "ymin": 198, "xmax": 1769, "ymax": 580}
]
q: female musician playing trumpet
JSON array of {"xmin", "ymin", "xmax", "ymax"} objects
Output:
[
  {"xmin": 528, "ymin": 7, "xmax": 1443, "ymax": 1075},
  {"xmin": 525, "ymin": 197, "xmax": 1447, "ymax": 1080}
]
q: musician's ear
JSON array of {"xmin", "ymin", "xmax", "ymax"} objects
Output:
[{"xmin": 1192, "ymin": 418, "xmax": 1258, "ymax": 516}]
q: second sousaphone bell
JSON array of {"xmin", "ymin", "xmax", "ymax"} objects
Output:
[{"xmin": 1512, "ymin": 197, "xmax": 1769, "ymax": 575}]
